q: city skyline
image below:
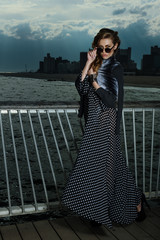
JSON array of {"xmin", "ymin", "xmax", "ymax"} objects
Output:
[
  {"xmin": 38, "ymin": 45, "xmax": 160, "ymax": 75},
  {"xmin": 0, "ymin": 0, "xmax": 160, "ymax": 72}
]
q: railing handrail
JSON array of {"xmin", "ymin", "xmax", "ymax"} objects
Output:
[
  {"xmin": 0, "ymin": 101, "xmax": 160, "ymax": 109},
  {"xmin": 0, "ymin": 103, "xmax": 159, "ymax": 217}
]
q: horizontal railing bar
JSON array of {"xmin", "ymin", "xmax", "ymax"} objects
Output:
[
  {"xmin": 0, "ymin": 101, "xmax": 159, "ymax": 109},
  {"xmin": 0, "ymin": 189, "xmax": 159, "ymax": 217},
  {"xmin": 0, "ymin": 109, "xmax": 79, "ymax": 114},
  {"xmin": 0, "ymin": 108, "xmax": 160, "ymax": 114},
  {"xmin": 0, "ymin": 202, "xmax": 60, "ymax": 217},
  {"xmin": 123, "ymin": 108, "xmax": 160, "ymax": 112}
]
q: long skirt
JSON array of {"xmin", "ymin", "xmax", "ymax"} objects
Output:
[{"xmin": 61, "ymin": 107, "xmax": 141, "ymax": 228}]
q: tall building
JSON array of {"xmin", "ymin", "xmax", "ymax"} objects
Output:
[
  {"xmin": 141, "ymin": 45, "xmax": 160, "ymax": 75},
  {"xmin": 44, "ymin": 53, "xmax": 55, "ymax": 73},
  {"xmin": 116, "ymin": 47, "xmax": 137, "ymax": 74},
  {"xmin": 151, "ymin": 45, "xmax": 160, "ymax": 55},
  {"xmin": 39, "ymin": 54, "xmax": 80, "ymax": 74},
  {"xmin": 80, "ymin": 52, "xmax": 87, "ymax": 70},
  {"xmin": 80, "ymin": 48, "xmax": 137, "ymax": 74},
  {"xmin": 39, "ymin": 53, "xmax": 55, "ymax": 73}
]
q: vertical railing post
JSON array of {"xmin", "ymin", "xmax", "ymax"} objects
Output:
[
  {"xmin": 149, "ymin": 109, "xmax": 155, "ymax": 198},
  {"xmin": 37, "ymin": 110, "xmax": 61, "ymax": 206},
  {"xmin": 46, "ymin": 110, "xmax": 66, "ymax": 181},
  {"xmin": 122, "ymin": 110, "xmax": 129, "ymax": 166},
  {"xmin": 142, "ymin": 109, "xmax": 146, "ymax": 193},
  {"xmin": 64, "ymin": 109, "xmax": 78, "ymax": 152},
  {"xmin": 156, "ymin": 148, "xmax": 160, "ymax": 198},
  {"xmin": 133, "ymin": 109, "xmax": 138, "ymax": 186},
  {"xmin": 9, "ymin": 110, "xmax": 25, "ymax": 212},
  {"xmin": 76, "ymin": 109, "xmax": 84, "ymax": 135},
  {"xmin": 0, "ymin": 111, "xmax": 12, "ymax": 213},
  {"xmin": 27, "ymin": 110, "xmax": 49, "ymax": 207},
  {"xmin": 56, "ymin": 110, "xmax": 74, "ymax": 165},
  {"xmin": 18, "ymin": 110, "xmax": 38, "ymax": 210}
]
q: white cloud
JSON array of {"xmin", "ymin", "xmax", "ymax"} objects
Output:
[{"xmin": 0, "ymin": 0, "xmax": 160, "ymax": 40}]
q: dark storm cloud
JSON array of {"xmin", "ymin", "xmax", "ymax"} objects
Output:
[
  {"xmin": 9, "ymin": 23, "xmax": 42, "ymax": 40},
  {"xmin": 0, "ymin": 29, "xmax": 92, "ymax": 72},
  {"xmin": 112, "ymin": 8, "xmax": 126, "ymax": 15},
  {"xmin": 0, "ymin": 32, "xmax": 44, "ymax": 72},
  {"xmin": 129, "ymin": 7, "xmax": 147, "ymax": 17},
  {"xmin": 141, "ymin": 4, "xmax": 153, "ymax": 10},
  {"xmin": 118, "ymin": 19, "xmax": 160, "ymax": 67},
  {"xmin": 0, "ymin": 18, "xmax": 160, "ymax": 72}
]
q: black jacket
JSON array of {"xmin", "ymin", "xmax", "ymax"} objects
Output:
[{"xmin": 75, "ymin": 55, "xmax": 124, "ymax": 135}]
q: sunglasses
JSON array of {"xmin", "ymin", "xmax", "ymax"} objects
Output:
[{"xmin": 97, "ymin": 45, "xmax": 114, "ymax": 53}]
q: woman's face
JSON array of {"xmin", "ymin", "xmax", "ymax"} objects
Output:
[{"xmin": 97, "ymin": 38, "xmax": 118, "ymax": 60}]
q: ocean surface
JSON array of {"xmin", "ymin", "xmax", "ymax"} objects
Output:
[
  {"xmin": 0, "ymin": 75, "xmax": 160, "ymax": 102},
  {"xmin": 0, "ymin": 75, "xmax": 160, "ymax": 208}
]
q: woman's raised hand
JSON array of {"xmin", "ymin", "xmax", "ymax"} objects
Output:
[
  {"xmin": 81, "ymin": 48, "xmax": 97, "ymax": 81},
  {"xmin": 87, "ymin": 48, "xmax": 97, "ymax": 64}
]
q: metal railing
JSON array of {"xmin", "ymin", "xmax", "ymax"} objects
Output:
[{"xmin": 0, "ymin": 101, "xmax": 159, "ymax": 217}]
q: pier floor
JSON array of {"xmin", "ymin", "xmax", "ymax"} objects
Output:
[{"xmin": 0, "ymin": 207, "xmax": 160, "ymax": 240}]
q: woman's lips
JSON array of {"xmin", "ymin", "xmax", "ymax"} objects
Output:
[{"xmin": 102, "ymin": 54, "xmax": 108, "ymax": 58}]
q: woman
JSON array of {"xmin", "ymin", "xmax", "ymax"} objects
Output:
[{"xmin": 61, "ymin": 28, "xmax": 145, "ymax": 228}]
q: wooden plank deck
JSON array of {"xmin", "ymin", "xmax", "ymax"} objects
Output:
[{"xmin": 0, "ymin": 207, "xmax": 160, "ymax": 240}]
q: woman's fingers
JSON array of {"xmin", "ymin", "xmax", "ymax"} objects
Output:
[
  {"xmin": 87, "ymin": 47, "xmax": 97, "ymax": 63},
  {"xmin": 89, "ymin": 49, "xmax": 97, "ymax": 59},
  {"xmin": 93, "ymin": 47, "xmax": 97, "ymax": 53}
]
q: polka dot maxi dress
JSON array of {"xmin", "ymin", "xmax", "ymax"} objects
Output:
[{"xmin": 61, "ymin": 60, "xmax": 142, "ymax": 228}]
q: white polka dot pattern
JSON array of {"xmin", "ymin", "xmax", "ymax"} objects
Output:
[{"xmin": 61, "ymin": 75, "xmax": 142, "ymax": 228}]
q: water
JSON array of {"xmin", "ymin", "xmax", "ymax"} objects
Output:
[
  {"xmin": 0, "ymin": 75, "xmax": 160, "ymax": 208},
  {"xmin": 0, "ymin": 75, "xmax": 160, "ymax": 102}
]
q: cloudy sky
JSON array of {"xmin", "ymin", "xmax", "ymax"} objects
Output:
[{"xmin": 0, "ymin": 0, "xmax": 160, "ymax": 72}]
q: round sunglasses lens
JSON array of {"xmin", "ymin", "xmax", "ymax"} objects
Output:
[
  {"xmin": 105, "ymin": 48, "xmax": 111, "ymax": 53},
  {"xmin": 97, "ymin": 48, "xmax": 103, "ymax": 53}
]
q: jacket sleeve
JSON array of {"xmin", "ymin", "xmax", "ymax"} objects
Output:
[
  {"xmin": 112, "ymin": 64, "xmax": 124, "ymax": 135},
  {"xmin": 95, "ymin": 87, "xmax": 116, "ymax": 108},
  {"xmin": 75, "ymin": 72, "xmax": 90, "ymax": 96}
]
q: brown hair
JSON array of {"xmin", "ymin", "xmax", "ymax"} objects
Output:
[{"xmin": 91, "ymin": 28, "xmax": 121, "ymax": 73}]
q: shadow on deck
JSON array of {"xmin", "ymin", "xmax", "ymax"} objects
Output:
[{"xmin": 0, "ymin": 206, "xmax": 160, "ymax": 240}]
